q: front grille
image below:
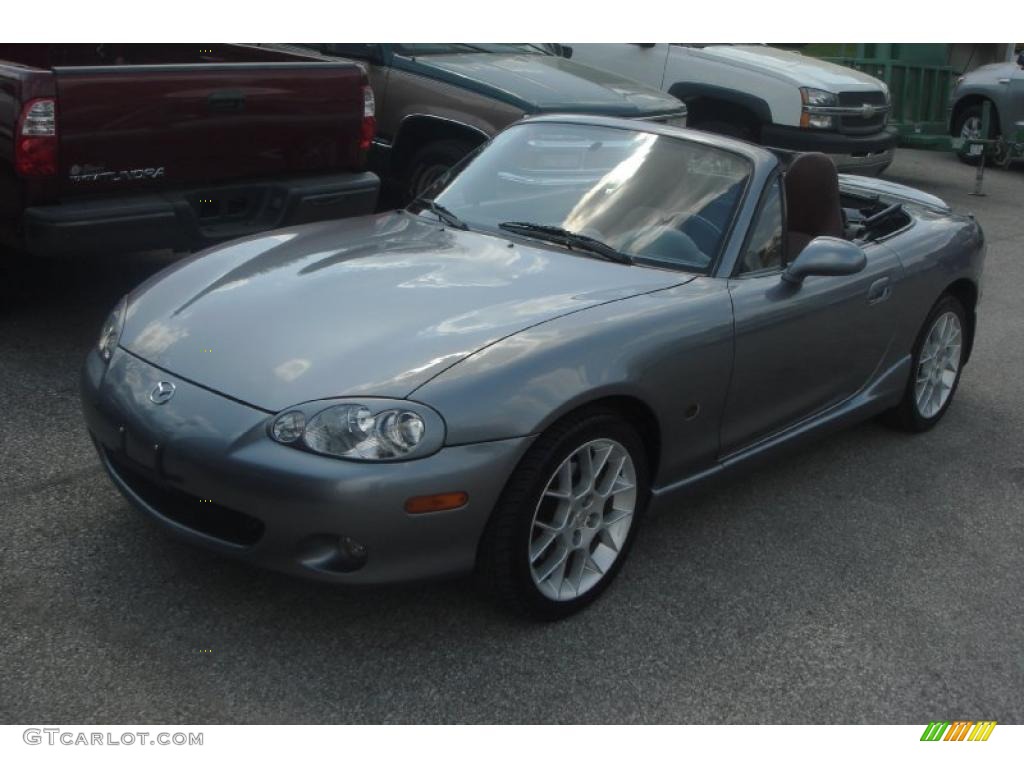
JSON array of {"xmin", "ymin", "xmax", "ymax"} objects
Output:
[
  {"xmin": 105, "ymin": 450, "xmax": 265, "ymax": 547},
  {"xmin": 837, "ymin": 91, "xmax": 888, "ymax": 135}
]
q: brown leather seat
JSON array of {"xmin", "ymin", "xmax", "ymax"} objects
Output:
[{"xmin": 784, "ymin": 152, "xmax": 844, "ymax": 261}]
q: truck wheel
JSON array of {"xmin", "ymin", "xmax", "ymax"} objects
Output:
[
  {"xmin": 405, "ymin": 139, "xmax": 475, "ymax": 202},
  {"xmin": 955, "ymin": 104, "xmax": 1006, "ymax": 166}
]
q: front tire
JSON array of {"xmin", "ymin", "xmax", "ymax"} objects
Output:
[
  {"xmin": 955, "ymin": 103, "xmax": 1007, "ymax": 166},
  {"xmin": 884, "ymin": 294, "xmax": 967, "ymax": 432},
  {"xmin": 405, "ymin": 139, "xmax": 475, "ymax": 203},
  {"xmin": 478, "ymin": 409, "xmax": 649, "ymax": 620}
]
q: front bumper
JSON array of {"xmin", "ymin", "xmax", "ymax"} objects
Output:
[
  {"xmin": 761, "ymin": 124, "xmax": 898, "ymax": 175},
  {"xmin": 81, "ymin": 348, "xmax": 532, "ymax": 585},
  {"xmin": 25, "ymin": 171, "xmax": 379, "ymax": 257}
]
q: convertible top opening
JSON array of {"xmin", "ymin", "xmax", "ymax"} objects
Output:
[{"xmin": 775, "ymin": 148, "xmax": 912, "ymax": 250}]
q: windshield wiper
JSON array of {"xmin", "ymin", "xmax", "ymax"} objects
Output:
[
  {"xmin": 499, "ymin": 222, "xmax": 633, "ymax": 265},
  {"xmin": 414, "ymin": 199, "xmax": 469, "ymax": 230}
]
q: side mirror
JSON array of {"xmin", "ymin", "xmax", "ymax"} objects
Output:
[
  {"xmin": 781, "ymin": 237, "xmax": 866, "ymax": 285},
  {"xmin": 1017, "ymin": 51, "xmax": 1024, "ymax": 68}
]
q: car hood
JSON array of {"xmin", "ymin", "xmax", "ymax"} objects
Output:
[
  {"xmin": 121, "ymin": 212, "xmax": 687, "ymax": 412},
  {"xmin": 406, "ymin": 53, "xmax": 685, "ymax": 116},
  {"xmin": 692, "ymin": 45, "xmax": 886, "ymax": 92}
]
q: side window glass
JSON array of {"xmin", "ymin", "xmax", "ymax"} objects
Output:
[{"xmin": 739, "ymin": 179, "xmax": 784, "ymax": 274}]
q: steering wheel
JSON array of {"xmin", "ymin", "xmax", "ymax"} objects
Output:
[{"xmin": 676, "ymin": 213, "xmax": 723, "ymax": 254}]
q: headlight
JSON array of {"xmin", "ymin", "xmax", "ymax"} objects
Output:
[
  {"xmin": 269, "ymin": 399, "xmax": 444, "ymax": 461},
  {"xmin": 97, "ymin": 297, "xmax": 127, "ymax": 363},
  {"xmin": 800, "ymin": 87, "xmax": 838, "ymax": 130},
  {"xmin": 879, "ymin": 81, "xmax": 891, "ymax": 105},
  {"xmin": 800, "ymin": 87, "xmax": 838, "ymax": 107}
]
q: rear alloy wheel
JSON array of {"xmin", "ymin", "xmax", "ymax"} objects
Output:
[
  {"xmin": 479, "ymin": 409, "xmax": 649, "ymax": 620},
  {"xmin": 884, "ymin": 294, "xmax": 967, "ymax": 432}
]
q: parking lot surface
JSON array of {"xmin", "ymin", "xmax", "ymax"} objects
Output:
[{"xmin": 1, "ymin": 150, "xmax": 1022, "ymax": 724}]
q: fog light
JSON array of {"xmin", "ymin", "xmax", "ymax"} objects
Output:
[
  {"xmin": 297, "ymin": 533, "xmax": 368, "ymax": 573},
  {"xmin": 338, "ymin": 535, "xmax": 367, "ymax": 563}
]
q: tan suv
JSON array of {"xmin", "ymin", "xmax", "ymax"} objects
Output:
[{"xmin": 275, "ymin": 43, "xmax": 688, "ymax": 203}]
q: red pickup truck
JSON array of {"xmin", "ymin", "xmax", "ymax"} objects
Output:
[{"xmin": 0, "ymin": 44, "xmax": 379, "ymax": 256}]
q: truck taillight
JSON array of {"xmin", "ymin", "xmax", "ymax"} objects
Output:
[
  {"xmin": 360, "ymin": 85, "xmax": 376, "ymax": 153},
  {"xmin": 15, "ymin": 98, "xmax": 58, "ymax": 177}
]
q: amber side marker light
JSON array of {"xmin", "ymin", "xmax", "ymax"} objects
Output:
[{"xmin": 405, "ymin": 492, "xmax": 469, "ymax": 514}]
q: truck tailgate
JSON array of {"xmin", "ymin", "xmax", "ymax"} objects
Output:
[{"xmin": 54, "ymin": 62, "xmax": 366, "ymax": 197}]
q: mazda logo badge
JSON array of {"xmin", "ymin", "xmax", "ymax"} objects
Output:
[{"xmin": 149, "ymin": 381, "xmax": 176, "ymax": 404}]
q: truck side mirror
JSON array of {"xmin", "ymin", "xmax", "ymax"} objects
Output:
[{"xmin": 1017, "ymin": 50, "xmax": 1024, "ymax": 68}]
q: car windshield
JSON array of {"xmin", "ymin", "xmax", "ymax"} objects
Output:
[
  {"xmin": 425, "ymin": 123, "xmax": 751, "ymax": 272},
  {"xmin": 393, "ymin": 43, "xmax": 547, "ymax": 56}
]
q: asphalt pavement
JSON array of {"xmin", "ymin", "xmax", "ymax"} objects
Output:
[{"xmin": 1, "ymin": 150, "xmax": 1022, "ymax": 723}]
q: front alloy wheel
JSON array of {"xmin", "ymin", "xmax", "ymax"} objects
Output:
[
  {"xmin": 529, "ymin": 439, "xmax": 637, "ymax": 601},
  {"xmin": 479, "ymin": 409, "xmax": 649, "ymax": 620}
]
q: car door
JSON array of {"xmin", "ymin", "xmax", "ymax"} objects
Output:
[{"xmin": 719, "ymin": 177, "xmax": 902, "ymax": 454}]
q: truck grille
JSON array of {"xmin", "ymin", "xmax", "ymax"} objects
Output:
[
  {"xmin": 105, "ymin": 449, "xmax": 265, "ymax": 547},
  {"xmin": 837, "ymin": 91, "xmax": 888, "ymax": 135}
]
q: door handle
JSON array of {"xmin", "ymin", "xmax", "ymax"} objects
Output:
[
  {"xmin": 867, "ymin": 276, "xmax": 891, "ymax": 304},
  {"xmin": 997, "ymin": 77, "xmax": 1011, "ymax": 84}
]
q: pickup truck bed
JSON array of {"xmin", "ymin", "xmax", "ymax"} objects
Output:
[{"xmin": 0, "ymin": 44, "xmax": 379, "ymax": 256}]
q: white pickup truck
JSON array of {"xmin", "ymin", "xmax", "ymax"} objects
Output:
[{"xmin": 565, "ymin": 44, "xmax": 898, "ymax": 176}]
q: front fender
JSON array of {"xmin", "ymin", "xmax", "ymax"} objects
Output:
[{"xmin": 410, "ymin": 278, "xmax": 735, "ymax": 487}]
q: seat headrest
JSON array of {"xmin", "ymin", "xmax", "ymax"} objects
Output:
[{"xmin": 784, "ymin": 152, "xmax": 843, "ymax": 240}]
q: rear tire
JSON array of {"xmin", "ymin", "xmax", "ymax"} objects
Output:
[
  {"xmin": 882, "ymin": 294, "xmax": 967, "ymax": 432},
  {"xmin": 478, "ymin": 408, "xmax": 649, "ymax": 620}
]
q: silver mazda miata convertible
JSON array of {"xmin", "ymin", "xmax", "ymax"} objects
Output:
[{"xmin": 82, "ymin": 115, "xmax": 985, "ymax": 619}]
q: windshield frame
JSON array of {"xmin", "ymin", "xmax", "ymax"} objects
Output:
[{"xmin": 421, "ymin": 120, "xmax": 757, "ymax": 276}]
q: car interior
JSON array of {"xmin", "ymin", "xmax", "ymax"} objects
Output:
[{"xmin": 777, "ymin": 150, "xmax": 913, "ymax": 258}]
